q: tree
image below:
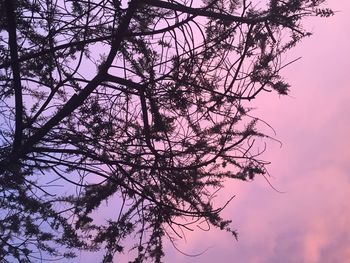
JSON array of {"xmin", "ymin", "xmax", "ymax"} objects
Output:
[{"xmin": 0, "ymin": 0, "xmax": 332, "ymax": 262}]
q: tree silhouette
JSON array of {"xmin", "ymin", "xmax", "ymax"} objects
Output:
[{"xmin": 0, "ymin": 0, "xmax": 332, "ymax": 262}]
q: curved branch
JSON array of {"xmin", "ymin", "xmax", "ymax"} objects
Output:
[{"xmin": 144, "ymin": 0, "xmax": 270, "ymax": 24}]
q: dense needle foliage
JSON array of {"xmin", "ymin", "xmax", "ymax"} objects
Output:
[{"xmin": 0, "ymin": 0, "xmax": 332, "ymax": 262}]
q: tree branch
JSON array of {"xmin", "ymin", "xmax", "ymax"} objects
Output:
[
  {"xmin": 0, "ymin": 0, "xmax": 140, "ymax": 173},
  {"xmin": 105, "ymin": 74, "xmax": 145, "ymax": 90},
  {"xmin": 144, "ymin": 0, "xmax": 270, "ymax": 24},
  {"xmin": 6, "ymin": 0, "xmax": 23, "ymax": 153}
]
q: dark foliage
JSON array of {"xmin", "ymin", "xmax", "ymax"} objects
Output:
[{"xmin": 0, "ymin": 0, "xmax": 331, "ymax": 262}]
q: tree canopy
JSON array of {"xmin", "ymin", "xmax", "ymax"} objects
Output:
[{"xmin": 0, "ymin": 0, "xmax": 332, "ymax": 262}]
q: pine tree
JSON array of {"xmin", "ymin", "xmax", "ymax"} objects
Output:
[{"xmin": 0, "ymin": 0, "xmax": 332, "ymax": 261}]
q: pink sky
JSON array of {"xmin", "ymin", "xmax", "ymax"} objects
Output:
[
  {"xmin": 73, "ymin": 1, "xmax": 349, "ymax": 262},
  {"xmin": 161, "ymin": 1, "xmax": 350, "ymax": 262}
]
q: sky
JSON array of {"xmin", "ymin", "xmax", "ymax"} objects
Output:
[
  {"xmin": 64, "ymin": 1, "xmax": 350, "ymax": 262},
  {"xmin": 2, "ymin": 1, "xmax": 348, "ymax": 263},
  {"xmin": 160, "ymin": 1, "xmax": 350, "ymax": 262}
]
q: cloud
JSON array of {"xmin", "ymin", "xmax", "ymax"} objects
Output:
[{"xmin": 163, "ymin": 3, "xmax": 350, "ymax": 262}]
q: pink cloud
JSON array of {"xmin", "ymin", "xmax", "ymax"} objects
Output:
[
  {"xmin": 162, "ymin": 1, "xmax": 350, "ymax": 263},
  {"xmin": 77, "ymin": 1, "xmax": 350, "ymax": 262}
]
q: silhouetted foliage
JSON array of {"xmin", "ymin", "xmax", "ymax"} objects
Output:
[{"xmin": 0, "ymin": 0, "xmax": 331, "ymax": 262}]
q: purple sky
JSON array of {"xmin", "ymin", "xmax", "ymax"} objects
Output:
[
  {"xmin": 74, "ymin": 1, "xmax": 349, "ymax": 262},
  {"xmin": 160, "ymin": 1, "xmax": 350, "ymax": 262}
]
